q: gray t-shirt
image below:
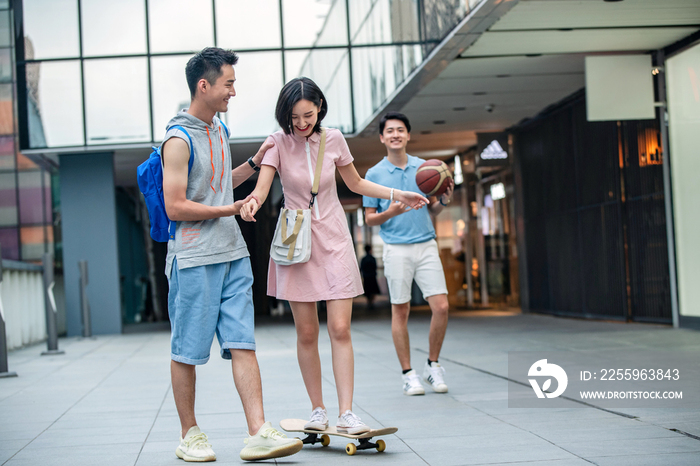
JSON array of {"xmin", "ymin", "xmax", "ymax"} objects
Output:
[{"xmin": 162, "ymin": 111, "xmax": 248, "ymax": 277}]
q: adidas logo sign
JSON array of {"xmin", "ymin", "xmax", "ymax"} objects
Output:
[{"xmin": 480, "ymin": 140, "xmax": 508, "ymax": 160}]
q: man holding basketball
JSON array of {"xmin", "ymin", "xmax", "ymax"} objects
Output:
[{"xmin": 363, "ymin": 112, "xmax": 454, "ymax": 396}]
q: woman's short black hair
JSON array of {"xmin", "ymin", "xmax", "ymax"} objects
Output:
[
  {"xmin": 275, "ymin": 77, "xmax": 328, "ymax": 135},
  {"xmin": 379, "ymin": 112, "xmax": 411, "ymax": 134}
]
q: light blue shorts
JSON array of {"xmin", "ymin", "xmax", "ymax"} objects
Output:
[{"xmin": 168, "ymin": 257, "xmax": 256, "ymax": 365}]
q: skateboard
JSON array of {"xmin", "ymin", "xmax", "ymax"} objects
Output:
[{"xmin": 279, "ymin": 418, "xmax": 398, "ymax": 455}]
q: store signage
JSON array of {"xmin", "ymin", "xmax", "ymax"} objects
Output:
[{"xmin": 480, "ymin": 140, "xmax": 508, "ymax": 160}]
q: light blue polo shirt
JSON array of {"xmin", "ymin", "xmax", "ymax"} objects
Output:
[{"xmin": 363, "ymin": 155, "xmax": 435, "ymax": 244}]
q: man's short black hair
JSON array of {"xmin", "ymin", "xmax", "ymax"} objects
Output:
[
  {"xmin": 379, "ymin": 112, "xmax": 411, "ymax": 134},
  {"xmin": 275, "ymin": 77, "xmax": 328, "ymax": 135},
  {"xmin": 185, "ymin": 47, "xmax": 239, "ymax": 98}
]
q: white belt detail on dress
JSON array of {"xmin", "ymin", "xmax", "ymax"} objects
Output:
[{"xmin": 305, "ymin": 140, "xmax": 321, "ymax": 218}]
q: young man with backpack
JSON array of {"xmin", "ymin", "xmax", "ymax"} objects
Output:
[{"xmin": 160, "ymin": 47, "xmax": 302, "ymax": 462}]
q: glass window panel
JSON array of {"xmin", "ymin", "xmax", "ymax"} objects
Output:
[
  {"xmin": 148, "ymin": 0, "xmax": 214, "ymax": 54},
  {"xmin": 285, "ymin": 49, "xmax": 352, "ymax": 133},
  {"xmin": 0, "ymin": 171, "xmax": 16, "ymax": 226},
  {"xmin": 151, "ymin": 55, "xmax": 192, "ymax": 141},
  {"xmin": 18, "ymin": 170, "xmax": 43, "ymax": 225},
  {"xmin": 0, "ymin": 48, "xmax": 12, "ymax": 83},
  {"xmin": 0, "ymin": 135, "xmax": 13, "ymax": 169},
  {"xmin": 0, "ymin": 10, "xmax": 10, "ymax": 47},
  {"xmin": 0, "ymin": 227, "xmax": 19, "ymax": 260},
  {"xmin": 23, "ymin": 0, "xmax": 79, "ymax": 59},
  {"xmin": 17, "ymin": 153, "xmax": 38, "ymax": 169},
  {"xmin": 81, "ymin": 0, "xmax": 147, "ymax": 57},
  {"xmin": 0, "ymin": 83, "xmax": 12, "ymax": 135},
  {"xmin": 350, "ymin": 0, "xmax": 419, "ymax": 45},
  {"xmin": 351, "ymin": 45, "xmax": 421, "ymax": 126},
  {"xmin": 223, "ymin": 51, "xmax": 282, "ymax": 138},
  {"xmin": 0, "ymin": 1, "xmax": 9, "ymax": 9},
  {"xmin": 84, "ymin": 58, "xmax": 150, "ymax": 144},
  {"xmin": 20, "ymin": 225, "xmax": 49, "ymax": 260},
  {"xmin": 215, "ymin": 0, "xmax": 281, "ymax": 50},
  {"xmin": 283, "ymin": 0, "xmax": 347, "ymax": 48},
  {"xmin": 27, "ymin": 60, "xmax": 84, "ymax": 148}
]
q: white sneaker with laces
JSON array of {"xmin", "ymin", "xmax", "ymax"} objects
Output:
[
  {"xmin": 240, "ymin": 421, "xmax": 303, "ymax": 461},
  {"xmin": 402, "ymin": 369, "xmax": 425, "ymax": 396},
  {"xmin": 175, "ymin": 426, "xmax": 216, "ymax": 462},
  {"xmin": 336, "ymin": 410, "xmax": 371, "ymax": 435},
  {"xmin": 423, "ymin": 361, "xmax": 448, "ymax": 393},
  {"xmin": 304, "ymin": 406, "xmax": 329, "ymax": 430}
]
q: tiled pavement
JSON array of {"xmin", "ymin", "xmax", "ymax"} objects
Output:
[{"xmin": 2, "ymin": 308, "xmax": 699, "ymax": 465}]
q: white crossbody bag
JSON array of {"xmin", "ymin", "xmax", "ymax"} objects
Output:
[{"xmin": 270, "ymin": 128, "xmax": 326, "ymax": 265}]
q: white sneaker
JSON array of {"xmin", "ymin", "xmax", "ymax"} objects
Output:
[
  {"xmin": 423, "ymin": 361, "xmax": 448, "ymax": 393},
  {"xmin": 402, "ymin": 369, "xmax": 425, "ymax": 396},
  {"xmin": 304, "ymin": 406, "xmax": 329, "ymax": 430},
  {"xmin": 240, "ymin": 421, "xmax": 303, "ymax": 461},
  {"xmin": 175, "ymin": 426, "xmax": 216, "ymax": 462},
  {"xmin": 336, "ymin": 410, "xmax": 371, "ymax": 435}
]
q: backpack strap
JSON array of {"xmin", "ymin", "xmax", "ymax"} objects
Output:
[
  {"xmin": 218, "ymin": 119, "xmax": 230, "ymax": 138},
  {"xmin": 165, "ymin": 125, "xmax": 194, "ymax": 239}
]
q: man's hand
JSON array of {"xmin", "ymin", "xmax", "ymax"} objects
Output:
[
  {"xmin": 234, "ymin": 194, "xmax": 260, "ymax": 219},
  {"xmin": 439, "ymin": 180, "xmax": 455, "ymax": 206},
  {"xmin": 251, "ymin": 137, "xmax": 274, "ymax": 167}
]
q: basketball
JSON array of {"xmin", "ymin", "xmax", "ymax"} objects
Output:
[{"xmin": 416, "ymin": 159, "xmax": 453, "ymax": 197}]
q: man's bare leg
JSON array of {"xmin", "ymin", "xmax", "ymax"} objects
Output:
[
  {"xmin": 426, "ymin": 294, "xmax": 449, "ymax": 361},
  {"xmin": 230, "ymin": 349, "xmax": 265, "ymax": 435},
  {"xmin": 391, "ymin": 302, "xmax": 411, "ymax": 371},
  {"xmin": 171, "ymin": 360, "xmax": 197, "ymax": 438}
]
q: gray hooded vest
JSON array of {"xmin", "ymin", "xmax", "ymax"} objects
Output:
[{"xmin": 162, "ymin": 111, "xmax": 249, "ymax": 278}]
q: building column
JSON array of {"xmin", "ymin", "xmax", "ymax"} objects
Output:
[{"xmin": 59, "ymin": 152, "xmax": 121, "ymax": 336}]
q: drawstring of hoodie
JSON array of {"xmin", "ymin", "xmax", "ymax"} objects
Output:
[{"xmin": 205, "ymin": 126, "xmax": 226, "ymax": 193}]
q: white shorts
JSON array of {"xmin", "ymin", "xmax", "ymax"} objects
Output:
[{"xmin": 383, "ymin": 239, "xmax": 448, "ymax": 305}]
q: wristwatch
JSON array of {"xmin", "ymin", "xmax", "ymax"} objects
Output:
[{"xmin": 247, "ymin": 156, "xmax": 260, "ymax": 172}]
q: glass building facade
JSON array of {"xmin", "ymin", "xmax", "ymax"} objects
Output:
[
  {"xmin": 1, "ymin": 0, "xmax": 55, "ymax": 263},
  {"xmin": 15, "ymin": 0, "xmax": 483, "ymax": 150}
]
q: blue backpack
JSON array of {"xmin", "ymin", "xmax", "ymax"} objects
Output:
[
  {"xmin": 137, "ymin": 121, "xmax": 230, "ymax": 242},
  {"xmin": 137, "ymin": 125, "xmax": 194, "ymax": 242}
]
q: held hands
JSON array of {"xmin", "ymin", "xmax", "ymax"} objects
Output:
[
  {"xmin": 235, "ymin": 194, "xmax": 260, "ymax": 221},
  {"xmin": 395, "ymin": 190, "xmax": 429, "ymax": 210}
]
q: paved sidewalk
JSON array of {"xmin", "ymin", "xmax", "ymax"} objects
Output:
[{"xmin": 2, "ymin": 309, "xmax": 700, "ymax": 465}]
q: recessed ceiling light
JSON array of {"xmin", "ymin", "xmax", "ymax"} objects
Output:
[
  {"xmin": 496, "ymin": 74, "xmax": 510, "ymax": 78},
  {"xmin": 421, "ymin": 130, "xmax": 432, "ymax": 135},
  {"xmin": 433, "ymin": 120, "xmax": 446, "ymax": 125},
  {"xmin": 453, "ymin": 107, "xmax": 466, "ymax": 111},
  {"xmin": 473, "ymin": 91, "xmax": 487, "ymax": 96},
  {"xmin": 604, "ymin": 0, "xmax": 623, "ymax": 2}
]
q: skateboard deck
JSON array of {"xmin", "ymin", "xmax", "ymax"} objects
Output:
[{"xmin": 280, "ymin": 418, "xmax": 398, "ymax": 455}]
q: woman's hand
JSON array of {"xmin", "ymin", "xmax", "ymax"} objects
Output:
[
  {"xmin": 238, "ymin": 195, "xmax": 261, "ymax": 222},
  {"xmin": 395, "ymin": 190, "xmax": 428, "ymax": 210}
]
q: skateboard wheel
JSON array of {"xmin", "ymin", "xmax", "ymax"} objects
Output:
[
  {"xmin": 321, "ymin": 434, "xmax": 330, "ymax": 447},
  {"xmin": 376, "ymin": 439, "xmax": 386, "ymax": 452},
  {"xmin": 346, "ymin": 443, "xmax": 357, "ymax": 455}
]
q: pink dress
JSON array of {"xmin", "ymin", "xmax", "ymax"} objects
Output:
[{"xmin": 261, "ymin": 128, "xmax": 364, "ymax": 302}]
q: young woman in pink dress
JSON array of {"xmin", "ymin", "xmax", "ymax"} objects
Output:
[{"xmin": 240, "ymin": 77, "xmax": 427, "ymax": 434}]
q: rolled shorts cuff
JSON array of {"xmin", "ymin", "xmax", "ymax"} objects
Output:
[
  {"xmin": 220, "ymin": 342, "xmax": 256, "ymax": 359},
  {"xmin": 171, "ymin": 353, "xmax": 210, "ymax": 365}
]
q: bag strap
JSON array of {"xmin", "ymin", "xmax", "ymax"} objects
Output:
[
  {"xmin": 280, "ymin": 209, "xmax": 305, "ymax": 261},
  {"xmin": 166, "ymin": 125, "xmax": 194, "ymax": 239},
  {"xmin": 309, "ymin": 127, "xmax": 326, "ymax": 208}
]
